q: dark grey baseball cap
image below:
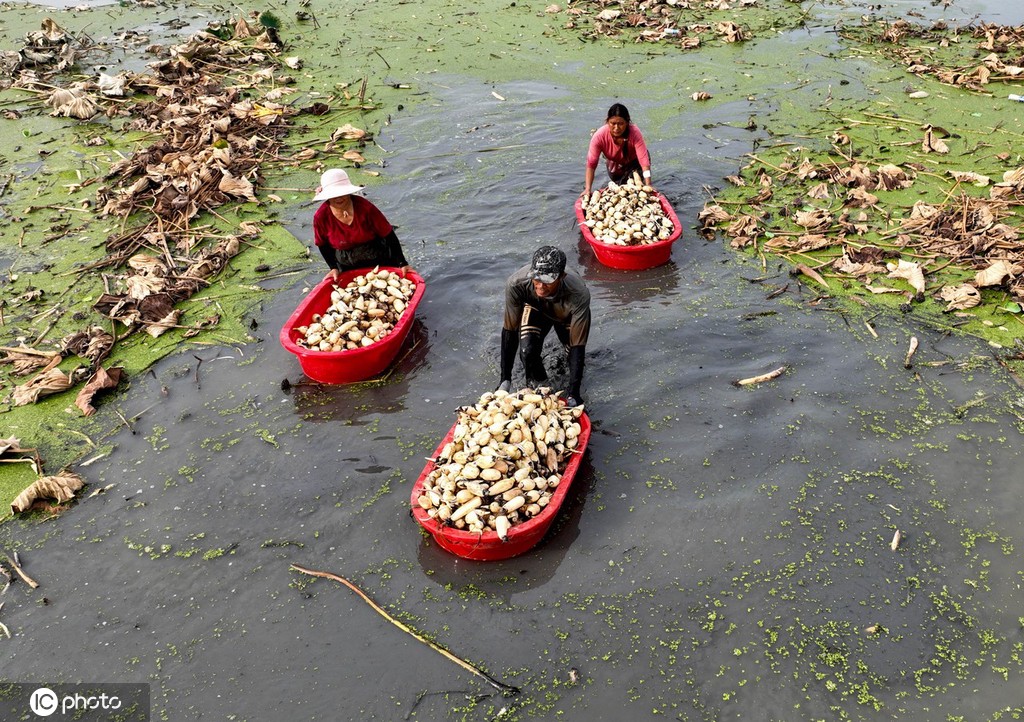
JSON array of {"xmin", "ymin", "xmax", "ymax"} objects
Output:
[{"xmin": 529, "ymin": 246, "xmax": 567, "ymax": 283}]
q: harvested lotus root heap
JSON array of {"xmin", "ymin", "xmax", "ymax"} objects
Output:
[
  {"xmin": 580, "ymin": 172, "xmax": 674, "ymax": 246},
  {"xmin": 417, "ymin": 388, "xmax": 585, "ymax": 539},
  {"xmin": 294, "ymin": 268, "xmax": 416, "ymax": 352}
]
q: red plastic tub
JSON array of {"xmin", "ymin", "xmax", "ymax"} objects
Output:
[
  {"xmin": 575, "ymin": 191, "xmax": 682, "ymax": 270},
  {"xmin": 411, "ymin": 411, "xmax": 591, "ymax": 561},
  {"xmin": 279, "ymin": 268, "xmax": 425, "ymax": 384}
]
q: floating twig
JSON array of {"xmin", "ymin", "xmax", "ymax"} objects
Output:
[
  {"xmin": 4, "ymin": 553, "xmax": 39, "ymax": 589},
  {"xmin": 372, "ymin": 50, "xmax": 391, "ymax": 70},
  {"xmin": 114, "ymin": 409, "xmax": 135, "ymax": 435},
  {"xmin": 890, "ymin": 529, "xmax": 902, "ymax": 551},
  {"xmin": 733, "ymin": 365, "xmax": 788, "ymax": 387},
  {"xmin": 864, "ymin": 320, "xmax": 878, "ymax": 338},
  {"xmin": 904, "ymin": 336, "xmax": 919, "ymax": 369},
  {"xmin": 793, "ymin": 263, "xmax": 829, "ymax": 288},
  {"xmin": 953, "ymin": 394, "xmax": 989, "ymax": 418},
  {"xmin": 290, "ymin": 563, "xmax": 520, "ymax": 697},
  {"xmin": 86, "ymin": 483, "xmax": 116, "ymax": 498}
]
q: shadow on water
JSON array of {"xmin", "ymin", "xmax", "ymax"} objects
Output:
[
  {"xmin": 415, "ymin": 450, "xmax": 596, "ymax": 602},
  {"xmin": 573, "ymin": 238, "xmax": 683, "ymax": 307},
  {"xmin": 286, "ymin": 318, "xmax": 433, "ymax": 422}
]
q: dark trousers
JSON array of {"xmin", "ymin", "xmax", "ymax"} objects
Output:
[
  {"xmin": 609, "ymin": 160, "xmax": 642, "ymax": 185},
  {"xmin": 519, "ymin": 305, "xmax": 569, "ymax": 384}
]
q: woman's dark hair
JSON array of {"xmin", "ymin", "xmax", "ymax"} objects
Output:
[{"xmin": 606, "ymin": 103, "xmax": 631, "ymax": 124}]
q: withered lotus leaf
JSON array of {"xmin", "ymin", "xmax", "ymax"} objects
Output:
[
  {"xmin": 834, "ymin": 254, "xmax": 886, "ymax": 277},
  {"xmin": 765, "ymin": 234, "xmax": 833, "ymax": 252},
  {"xmin": 726, "ymin": 214, "xmax": 761, "ymax": 248},
  {"xmin": 937, "ymin": 284, "xmax": 981, "ymax": 311},
  {"xmin": 845, "ymin": 188, "xmax": 878, "ymax": 208},
  {"xmin": 75, "ymin": 366, "xmax": 124, "ymax": 417},
  {"xmin": 331, "ymin": 123, "xmax": 367, "ymax": 141},
  {"xmin": 876, "ymin": 164, "xmax": 914, "ymax": 190},
  {"xmin": 794, "ymin": 208, "xmax": 832, "ymax": 231},
  {"xmin": 887, "ymin": 259, "xmax": 926, "ymax": 295},
  {"xmin": 13, "ymin": 366, "xmax": 88, "ymax": 406},
  {"xmin": 218, "ymin": 170, "xmax": 258, "ymax": 202},
  {"xmin": 11, "ymin": 471, "xmax": 85, "ymax": 514},
  {"xmin": 807, "ymin": 182, "xmax": 830, "ymax": 200},
  {"xmin": 921, "ymin": 127, "xmax": 949, "ymax": 154},
  {"xmin": 975, "ymin": 260, "xmax": 1021, "ymax": 288}
]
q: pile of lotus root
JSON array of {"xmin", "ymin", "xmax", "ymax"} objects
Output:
[
  {"xmin": 416, "ymin": 387, "xmax": 585, "ymax": 539},
  {"xmin": 293, "ymin": 269, "xmax": 416, "ymax": 352},
  {"xmin": 581, "ymin": 173, "xmax": 674, "ymax": 246}
]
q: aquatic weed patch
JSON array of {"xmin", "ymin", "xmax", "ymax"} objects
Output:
[
  {"xmin": 838, "ymin": 19, "xmax": 1024, "ymax": 94},
  {"xmin": 402, "ymin": 450, "xmax": 1024, "ymax": 720},
  {"xmin": 636, "ymin": 462, "xmax": 1023, "ymax": 719},
  {"xmin": 0, "ymin": 12, "xmax": 325, "ymax": 510},
  {"xmin": 700, "ymin": 101, "xmax": 1024, "ymax": 350},
  {"xmin": 550, "ymin": 0, "xmax": 811, "ymax": 48}
]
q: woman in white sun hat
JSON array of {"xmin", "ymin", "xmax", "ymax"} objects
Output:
[{"xmin": 311, "ymin": 168, "xmax": 413, "ymax": 280}]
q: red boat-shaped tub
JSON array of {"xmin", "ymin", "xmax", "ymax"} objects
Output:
[
  {"xmin": 411, "ymin": 411, "xmax": 591, "ymax": 561},
  {"xmin": 575, "ymin": 191, "xmax": 682, "ymax": 270},
  {"xmin": 279, "ymin": 268, "xmax": 425, "ymax": 384}
]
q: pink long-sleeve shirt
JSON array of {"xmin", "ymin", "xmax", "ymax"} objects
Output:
[{"xmin": 586, "ymin": 124, "xmax": 651, "ymax": 178}]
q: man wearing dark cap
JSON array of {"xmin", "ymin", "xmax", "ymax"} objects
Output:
[{"xmin": 497, "ymin": 246, "xmax": 591, "ymax": 407}]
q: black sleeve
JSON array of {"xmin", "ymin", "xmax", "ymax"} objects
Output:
[
  {"xmin": 318, "ymin": 243, "xmax": 338, "ymax": 271},
  {"xmin": 499, "ymin": 329, "xmax": 519, "ymax": 383},
  {"xmin": 567, "ymin": 345, "xmax": 585, "ymax": 401},
  {"xmin": 381, "ymin": 229, "xmax": 409, "ymax": 267}
]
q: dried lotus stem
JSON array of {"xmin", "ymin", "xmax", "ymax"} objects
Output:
[
  {"xmin": 289, "ymin": 563, "xmax": 521, "ymax": 697},
  {"xmin": 904, "ymin": 336, "xmax": 919, "ymax": 369},
  {"xmin": 733, "ymin": 365, "xmax": 788, "ymax": 387},
  {"xmin": 3, "ymin": 553, "xmax": 39, "ymax": 589}
]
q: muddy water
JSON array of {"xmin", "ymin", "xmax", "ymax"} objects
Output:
[{"xmin": 3, "ymin": 0, "xmax": 1024, "ymax": 721}]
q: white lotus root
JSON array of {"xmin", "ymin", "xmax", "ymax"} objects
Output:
[
  {"xmin": 580, "ymin": 172, "xmax": 674, "ymax": 246},
  {"xmin": 417, "ymin": 388, "xmax": 585, "ymax": 538},
  {"xmin": 293, "ymin": 268, "xmax": 416, "ymax": 352}
]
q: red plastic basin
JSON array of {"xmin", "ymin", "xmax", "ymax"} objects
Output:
[
  {"xmin": 410, "ymin": 411, "xmax": 591, "ymax": 561},
  {"xmin": 279, "ymin": 268, "xmax": 425, "ymax": 384},
  {"xmin": 575, "ymin": 191, "xmax": 682, "ymax": 270}
]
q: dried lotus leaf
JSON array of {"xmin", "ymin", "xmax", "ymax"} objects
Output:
[
  {"xmin": 12, "ymin": 366, "xmax": 85, "ymax": 406},
  {"xmin": 11, "ymin": 471, "xmax": 85, "ymax": 513},
  {"xmin": 56, "ymin": 96, "xmax": 97, "ymax": 119},
  {"xmin": 332, "ymin": 123, "xmax": 367, "ymax": 141},
  {"xmin": 218, "ymin": 171, "xmax": 258, "ymax": 202},
  {"xmin": 937, "ymin": 283, "xmax": 981, "ymax": 311},
  {"xmin": 974, "ymin": 260, "xmax": 1019, "ymax": 288},
  {"xmin": 886, "ymin": 259, "xmax": 926, "ymax": 295}
]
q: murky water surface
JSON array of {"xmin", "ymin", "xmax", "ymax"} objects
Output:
[{"xmin": 3, "ymin": 0, "xmax": 1024, "ymax": 720}]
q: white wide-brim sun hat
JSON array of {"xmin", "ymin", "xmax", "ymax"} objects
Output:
[{"xmin": 313, "ymin": 168, "xmax": 364, "ymax": 201}]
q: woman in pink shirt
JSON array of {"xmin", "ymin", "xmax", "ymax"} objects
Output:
[{"xmin": 583, "ymin": 103, "xmax": 653, "ymax": 197}]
